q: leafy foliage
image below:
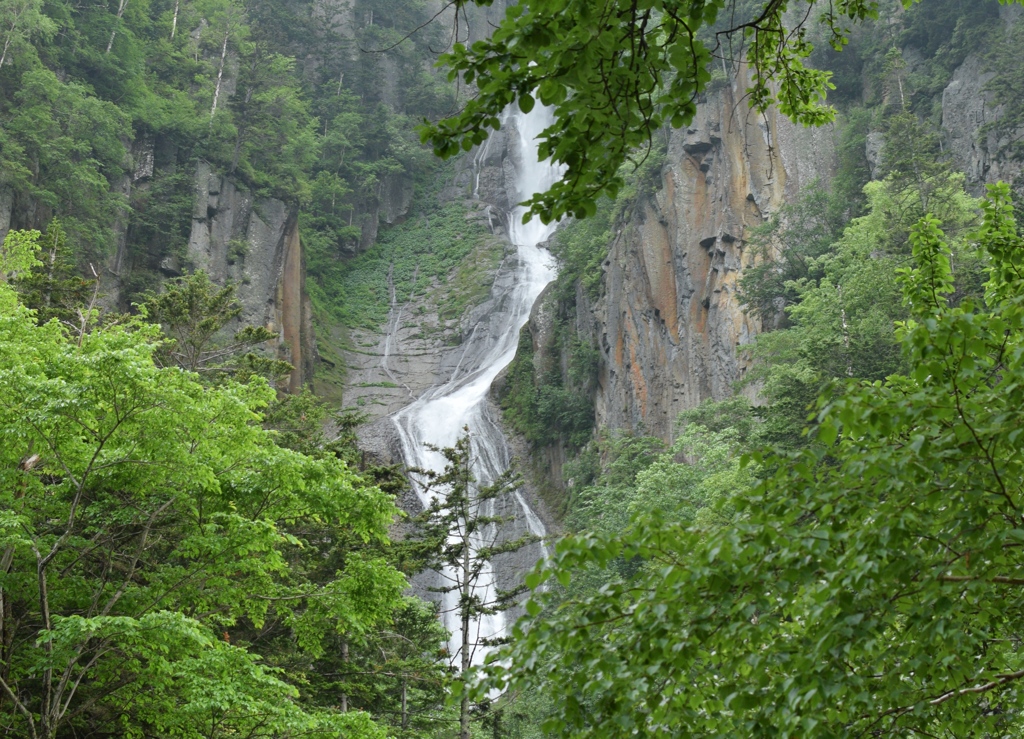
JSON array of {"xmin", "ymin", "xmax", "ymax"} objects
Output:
[
  {"xmin": 139, "ymin": 269, "xmax": 289, "ymax": 379},
  {"xmin": 423, "ymin": 0, "xmax": 891, "ymax": 223},
  {"xmin": 14, "ymin": 220, "xmax": 99, "ymax": 326},
  {"xmin": 0, "ymin": 226, "xmax": 40, "ymax": 278},
  {"xmin": 739, "ymin": 182, "xmax": 849, "ymax": 326},
  {"xmin": 475, "ymin": 183, "xmax": 1024, "ymax": 737},
  {"xmin": 501, "ymin": 328, "xmax": 597, "ymax": 451},
  {"xmin": 743, "ymin": 171, "xmax": 983, "ymax": 449},
  {"xmin": 0, "ymin": 278, "xmax": 408, "ymax": 737}
]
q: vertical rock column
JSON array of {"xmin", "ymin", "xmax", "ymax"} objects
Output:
[
  {"xmin": 592, "ymin": 76, "xmax": 837, "ymax": 440},
  {"xmin": 186, "ymin": 162, "xmax": 315, "ymax": 390},
  {"xmin": 278, "ymin": 217, "xmax": 304, "ymax": 393}
]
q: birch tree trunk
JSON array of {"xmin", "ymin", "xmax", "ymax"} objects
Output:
[
  {"xmin": 0, "ymin": 1, "xmax": 31, "ymax": 72},
  {"xmin": 401, "ymin": 678, "xmax": 408, "ymax": 730},
  {"xmin": 0, "ymin": 30, "xmax": 14, "ymax": 70},
  {"xmin": 105, "ymin": 0, "xmax": 128, "ymax": 54},
  {"xmin": 340, "ymin": 640, "xmax": 349, "ymax": 712},
  {"xmin": 209, "ymin": 25, "xmax": 229, "ymax": 120}
]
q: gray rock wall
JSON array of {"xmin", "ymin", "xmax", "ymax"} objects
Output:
[
  {"xmin": 186, "ymin": 161, "xmax": 313, "ymax": 390},
  {"xmin": 941, "ymin": 52, "xmax": 1024, "ymax": 193},
  {"xmin": 0, "ymin": 188, "xmax": 13, "ymax": 244}
]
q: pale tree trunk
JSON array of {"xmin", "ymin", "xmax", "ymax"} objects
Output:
[
  {"xmin": 42, "ymin": 247, "xmax": 55, "ymax": 309},
  {"xmin": 1, "ymin": 6, "xmax": 27, "ymax": 72},
  {"xmin": 170, "ymin": 0, "xmax": 178, "ymax": 38},
  {"xmin": 401, "ymin": 677, "xmax": 408, "ymax": 730},
  {"xmin": 210, "ymin": 25, "xmax": 229, "ymax": 120},
  {"xmin": 0, "ymin": 452, "xmax": 29, "ymax": 678},
  {"xmin": 0, "ymin": 30, "xmax": 14, "ymax": 71},
  {"xmin": 340, "ymin": 640, "xmax": 349, "ymax": 712},
  {"xmin": 37, "ymin": 550, "xmax": 53, "ymax": 739},
  {"xmin": 105, "ymin": 0, "xmax": 128, "ymax": 54}
]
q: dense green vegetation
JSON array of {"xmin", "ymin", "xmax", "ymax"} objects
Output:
[
  {"xmin": 501, "ymin": 327, "xmax": 597, "ymax": 453},
  {"xmin": 740, "ymin": 170, "xmax": 983, "ymax": 448},
  {"xmin": 481, "ymin": 3, "xmax": 1024, "ymax": 729},
  {"xmin": 5, "ymin": 0, "xmax": 1024, "ymax": 734},
  {"xmin": 0, "ymin": 234, "xmax": 465, "ymax": 737},
  {"xmin": 478, "ymin": 182, "xmax": 1024, "ymax": 737},
  {"xmin": 0, "ymin": 0, "xmax": 457, "ymax": 306},
  {"xmin": 409, "ymin": 432, "xmax": 540, "ymax": 739}
]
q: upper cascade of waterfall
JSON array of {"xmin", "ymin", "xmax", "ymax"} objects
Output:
[{"xmin": 391, "ymin": 105, "xmax": 562, "ymax": 668}]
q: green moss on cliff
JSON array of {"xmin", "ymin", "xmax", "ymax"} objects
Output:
[
  {"xmin": 500, "ymin": 308, "xmax": 597, "ymax": 451},
  {"xmin": 548, "ymin": 142, "xmax": 666, "ymax": 302},
  {"xmin": 306, "ymin": 195, "xmax": 492, "ymax": 332}
]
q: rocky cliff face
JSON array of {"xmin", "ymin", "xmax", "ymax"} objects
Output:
[
  {"xmin": 99, "ymin": 155, "xmax": 315, "ymax": 391},
  {"xmin": 0, "ymin": 74, "xmax": 316, "ymax": 391},
  {"xmin": 184, "ymin": 162, "xmax": 314, "ymax": 390},
  {"xmin": 590, "ymin": 83, "xmax": 836, "ymax": 439},
  {"xmin": 940, "ymin": 11, "xmax": 1024, "ymax": 193},
  {"xmin": 506, "ymin": 79, "xmax": 836, "ymax": 446}
]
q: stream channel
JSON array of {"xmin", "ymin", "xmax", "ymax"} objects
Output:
[{"xmin": 391, "ymin": 105, "xmax": 562, "ymax": 667}]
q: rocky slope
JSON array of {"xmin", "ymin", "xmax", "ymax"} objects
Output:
[
  {"xmin": 510, "ymin": 76, "xmax": 837, "ymax": 447},
  {"xmin": 341, "ymin": 201, "xmax": 513, "ymax": 423}
]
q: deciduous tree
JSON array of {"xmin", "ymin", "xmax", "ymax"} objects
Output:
[
  {"xmin": 423, "ymin": 0, "xmax": 898, "ymax": 223},
  {"xmin": 0, "ymin": 277, "xmax": 403, "ymax": 738},
  {"xmin": 478, "ymin": 183, "xmax": 1024, "ymax": 737}
]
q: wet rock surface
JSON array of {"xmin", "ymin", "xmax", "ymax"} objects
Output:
[{"xmin": 942, "ymin": 53, "xmax": 1024, "ymax": 193}]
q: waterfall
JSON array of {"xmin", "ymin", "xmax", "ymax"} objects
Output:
[{"xmin": 392, "ymin": 105, "xmax": 561, "ymax": 667}]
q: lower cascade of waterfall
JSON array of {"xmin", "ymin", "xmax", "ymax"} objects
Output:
[{"xmin": 391, "ymin": 105, "xmax": 561, "ymax": 668}]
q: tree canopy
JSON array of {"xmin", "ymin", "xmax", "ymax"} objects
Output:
[
  {"xmin": 0, "ymin": 257, "xmax": 407, "ymax": 737},
  {"xmin": 423, "ymin": 0, "xmax": 1024, "ymax": 223},
  {"xmin": 472, "ymin": 183, "xmax": 1024, "ymax": 736}
]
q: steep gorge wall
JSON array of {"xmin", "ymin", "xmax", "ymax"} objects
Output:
[
  {"xmin": 0, "ymin": 141, "xmax": 313, "ymax": 391},
  {"xmin": 511, "ymin": 14, "xmax": 1024, "ymax": 466},
  {"xmin": 940, "ymin": 7, "xmax": 1024, "ymax": 193},
  {"xmin": 185, "ymin": 162, "xmax": 314, "ymax": 390},
  {"xmin": 589, "ymin": 83, "xmax": 836, "ymax": 439},
  {"xmin": 512, "ymin": 78, "xmax": 836, "ymax": 448}
]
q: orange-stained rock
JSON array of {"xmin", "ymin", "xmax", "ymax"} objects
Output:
[{"xmin": 589, "ymin": 74, "xmax": 836, "ymax": 440}]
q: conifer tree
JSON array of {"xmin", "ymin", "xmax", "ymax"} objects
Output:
[
  {"xmin": 14, "ymin": 219, "xmax": 93, "ymax": 326},
  {"xmin": 411, "ymin": 430, "xmax": 539, "ymax": 739}
]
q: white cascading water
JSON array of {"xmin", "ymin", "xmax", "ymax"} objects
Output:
[{"xmin": 392, "ymin": 105, "xmax": 562, "ymax": 667}]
